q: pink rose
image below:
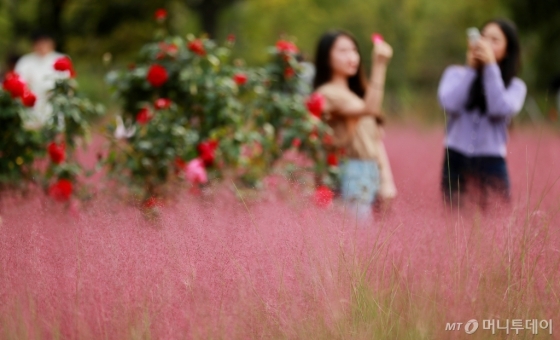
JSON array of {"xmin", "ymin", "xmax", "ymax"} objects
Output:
[
  {"xmin": 154, "ymin": 98, "xmax": 172, "ymax": 110},
  {"xmin": 185, "ymin": 158, "xmax": 208, "ymax": 184},
  {"xmin": 371, "ymin": 33, "xmax": 384, "ymax": 44}
]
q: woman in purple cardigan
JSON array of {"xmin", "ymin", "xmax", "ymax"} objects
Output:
[{"xmin": 438, "ymin": 19, "xmax": 527, "ymax": 208}]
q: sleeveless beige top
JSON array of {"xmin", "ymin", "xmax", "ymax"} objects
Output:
[{"xmin": 325, "ymin": 113, "xmax": 382, "ymax": 161}]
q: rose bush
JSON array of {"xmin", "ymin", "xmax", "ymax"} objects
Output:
[
  {"xmin": 0, "ymin": 58, "xmax": 104, "ymax": 203},
  {"xmin": 41, "ymin": 58, "xmax": 105, "ymax": 203},
  {"xmin": 105, "ymin": 11, "xmax": 340, "ymax": 206},
  {"xmin": 0, "ymin": 73, "xmax": 44, "ymax": 189},
  {"xmin": 106, "ymin": 29, "xmax": 254, "ymax": 204},
  {"xmin": 250, "ymin": 40, "xmax": 339, "ymax": 191}
]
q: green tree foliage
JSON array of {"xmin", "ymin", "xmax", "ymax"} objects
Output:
[
  {"xmin": 0, "ymin": 0, "xmax": 238, "ymax": 61},
  {"xmin": 224, "ymin": 0, "xmax": 505, "ymax": 88},
  {"xmin": 505, "ymin": 0, "xmax": 560, "ymax": 88},
  {"xmin": 1, "ymin": 0, "xmax": 554, "ymax": 112},
  {"xmin": 183, "ymin": 0, "xmax": 241, "ymax": 38}
]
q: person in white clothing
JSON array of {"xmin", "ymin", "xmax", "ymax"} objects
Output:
[{"xmin": 15, "ymin": 31, "xmax": 65, "ymax": 130}]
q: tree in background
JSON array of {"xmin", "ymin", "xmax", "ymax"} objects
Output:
[
  {"xmin": 2, "ymin": 0, "xmax": 241, "ymax": 60},
  {"xmin": 1, "ymin": 0, "xmax": 165, "ymax": 59},
  {"xmin": 35, "ymin": 0, "xmax": 67, "ymax": 50},
  {"xmin": 3, "ymin": 0, "xmax": 558, "ymax": 121},
  {"xmin": 506, "ymin": 0, "xmax": 560, "ymax": 89},
  {"xmin": 183, "ymin": 0, "xmax": 241, "ymax": 38},
  {"xmin": 5, "ymin": 0, "xmax": 70, "ymax": 52}
]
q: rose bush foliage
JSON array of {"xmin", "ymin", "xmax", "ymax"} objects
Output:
[
  {"xmin": 44, "ymin": 66, "xmax": 104, "ymax": 202},
  {"xmin": 0, "ymin": 59, "xmax": 104, "ymax": 203},
  {"xmin": 106, "ymin": 12, "xmax": 340, "ymax": 204},
  {"xmin": 0, "ymin": 73, "xmax": 44, "ymax": 188}
]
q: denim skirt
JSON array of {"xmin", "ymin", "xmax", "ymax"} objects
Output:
[{"xmin": 340, "ymin": 159, "xmax": 380, "ymax": 205}]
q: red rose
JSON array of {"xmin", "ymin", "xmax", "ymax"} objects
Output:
[
  {"xmin": 197, "ymin": 140, "xmax": 219, "ymax": 166},
  {"xmin": 306, "ymin": 92, "xmax": 325, "ymax": 118},
  {"xmin": 314, "ymin": 186, "xmax": 334, "ymax": 208},
  {"xmin": 159, "ymin": 42, "xmax": 178, "ymax": 57},
  {"xmin": 284, "ymin": 67, "xmax": 295, "ymax": 79},
  {"xmin": 53, "ymin": 56, "xmax": 73, "ymax": 72},
  {"xmin": 327, "ymin": 153, "xmax": 338, "ymax": 166},
  {"xmin": 146, "ymin": 64, "xmax": 168, "ymax": 87},
  {"xmin": 233, "ymin": 73, "xmax": 248, "ymax": 86},
  {"xmin": 2, "ymin": 72, "xmax": 26, "ymax": 98},
  {"xmin": 48, "ymin": 179, "xmax": 73, "ymax": 202},
  {"xmin": 154, "ymin": 98, "xmax": 172, "ymax": 110},
  {"xmin": 174, "ymin": 157, "xmax": 187, "ymax": 170},
  {"xmin": 291, "ymin": 138, "xmax": 301, "ymax": 148},
  {"xmin": 166, "ymin": 43, "xmax": 178, "ymax": 56},
  {"xmin": 310, "ymin": 128, "xmax": 318, "ymax": 141},
  {"xmin": 188, "ymin": 39, "xmax": 206, "ymax": 56},
  {"xmin": 276, "ymin": 40, "xmax": 299, "ymax": 54},
  {"xmin": 154, "ymin": 8, "xmax": 167, "ymax": 21},
  {"xmin": 21, "ymin": 91, "xmax": 36, "ymax": 107},
  {"xmin": 48, "ymin": 142, "xmax": 66, "ymax": 164},
  {"xmin": 143, "ymin": 197, "xmax": 163, "ymax": 209},
  {"xmin": 136, "ymin": 108, "xmax": 152, "ymax": 124},
  {"xmin": 323, "ymin": 134, "xmax": 333, "ymax": 145}
]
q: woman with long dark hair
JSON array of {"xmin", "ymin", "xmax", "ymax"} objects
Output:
[
  {"xmin": 313, "ymin": 30, "xmax": 396, "ymax": 222},
  {"xmin": 438, "ymin": 19, "xmax": 527, "ymax": 208}
]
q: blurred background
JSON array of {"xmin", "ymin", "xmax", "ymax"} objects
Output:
[{"xmin": 0, "ymin": 0, "xmax": 558, "ymax": 124}]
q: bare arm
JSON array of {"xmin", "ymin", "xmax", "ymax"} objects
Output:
[
  {"xmin": 366, "ymin": 41, "xmax": 392, "ymax": 118},
  {"xmin": 320, "ymin": 41, "xmax": 393, "ymax": 119}
]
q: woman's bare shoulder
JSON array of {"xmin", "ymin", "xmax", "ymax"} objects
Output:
[
  {"xmin": 316, "ymin": 83, "xmax": 357, "ymax": 102},
  {"xmin": 316, "ymin": 83, "xmax": 338, "ymax": 97},
  {"xmin": 316, "ymin": 82, "xmax": 365, "ymax": 116}
]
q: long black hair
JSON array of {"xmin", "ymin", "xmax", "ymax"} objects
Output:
[
  {"xmin": 466, "ymin": 19, "xmax": 521, "ymax": 113},
  {"xmin": 313, "ymin": 30, "xmax": 367, "ymax": 98}
]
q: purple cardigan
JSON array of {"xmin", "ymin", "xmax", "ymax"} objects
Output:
[{"xmin": 438, "ymin": 63, "xmax": 527, "ymax": 157}]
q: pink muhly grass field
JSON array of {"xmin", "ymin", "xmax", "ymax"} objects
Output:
[{"xmin": 1, "ymin": 124, "xmax": 559, "ymax": 339}]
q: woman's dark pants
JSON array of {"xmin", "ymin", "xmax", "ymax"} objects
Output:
[{"xmin": 441, "ymin": 148, "xmax": 510, "ymax": 209}]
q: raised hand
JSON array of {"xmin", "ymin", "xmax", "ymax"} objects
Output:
[
  {"xmin": 373, "ymin": 40, "xmax": 393, "ymax": 65},
  {"xmin": 473, "ymin": 39, "xmax": 496, "ymax": 65},
  {"xmin": 466, "ymin": 43, "xmax": 480, "ymax": 69}
]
